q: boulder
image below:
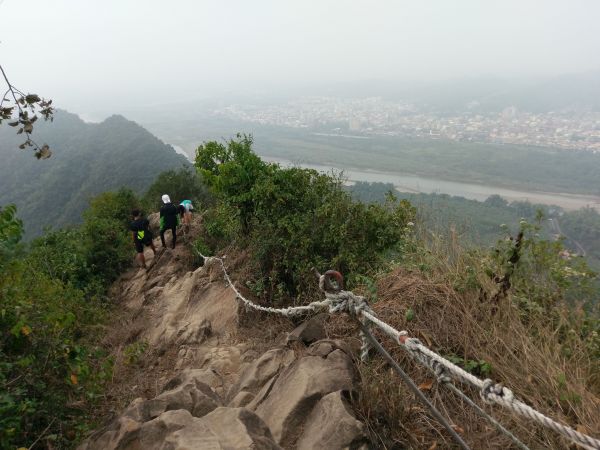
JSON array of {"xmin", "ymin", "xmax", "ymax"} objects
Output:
[
  {"xmin": 296, "ymin": 391, "xmax": 367, "ymax": 450},
  {"xmin": 76, "ymin": 416, "xmax": 141, "ymax": 450},
  {"xmin": 228, "ymin": 347, "xmax": 295, "ymax": 401},
  {"xmin": 163, "ymin": 407, "xmax": 281, "ymax": 450},
  {"xmin": 253, "ymin": 340, "xmax": 357, "ymax": 446},
  {"xmin": 122, "ymin": 370, "xmax": 221, "ymax": 423},
  {"xmin": 176, "ymin": 318, "xmax": 212, "ymax": 345},
  {"xmin": 138, "ymin": 410, "xmax": 195, "ymax": 449},
  {"xmin": 148, "ymin": 212, "xmax": 160, "ymax": 236},
  {"xmin": 286, "ymin": 313, "xmax": 327, "ymax": 345}
]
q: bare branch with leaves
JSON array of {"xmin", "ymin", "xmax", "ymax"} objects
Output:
[{"xmin": 0, "ymin": 63, "xmax": 54, "ymax": 159}]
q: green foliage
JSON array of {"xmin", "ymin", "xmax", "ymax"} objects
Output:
[
  {"xmin": 349, "ymin": 181, "xmax": 600, "ymax": 271},
  {"xmin": 123, "ymin": 341, "xmax": 148, "ymax": 366},
  {"xmin": 446, "ymin": 354, "xmax": 492, "ymax": 377},
  {"xmin": 0, "ymin": 189, "xmax": 141, "ymax": 448},
  {"xmin": 0, "ymin": 260, "xmax": 110, "ymax": 448},
  {"xmin": 142, "ymin": 166, "xmax": 212, "ymax": 212},
  {"xmin": 483, "ymin": 194, "xmax": 509, "ymax": 208},
  {"xmin": 0, "ymin": 204, "xmax": 24, "ymax": 266},
  {"xmin": 82, "ymin": 189, "xmax": 138, "ymax": 283},
  {"xmin": 486, "ymin": 219, "xmax": 596, "ymax": 310},
  {"xmin": 559, "ymin": 207, "xmax": 600, "ymax": 268},
  {"xmin": 202, "ymin": 203, "xmax": 241, "ymax": 248},
  {"xmin": 195, "ymin": 135, "xmax": 267, "ymax": 231},
  {"xmin": 196, "ymin": 136, "xmax": 415, "ymax": 301}
]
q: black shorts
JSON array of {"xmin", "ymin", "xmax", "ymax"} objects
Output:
[{"xmin": 134, "ymin": 234, "xmax": 153, "ymax": 253}]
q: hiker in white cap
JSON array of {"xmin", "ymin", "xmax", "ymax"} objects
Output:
[{"xmin": 159, "ymin": 194, "xmax": 179, "ymax": 249}]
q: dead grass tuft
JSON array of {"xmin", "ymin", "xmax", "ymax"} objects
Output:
[{"xmin": 337, "ymin": 264, "xmax": 600, "ymax": 449}]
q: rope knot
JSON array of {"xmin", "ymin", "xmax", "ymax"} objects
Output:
[
  {"xmin": 431, "ymin": 360, "xmax": 451, "ymax": 384},
  {"xmin": 481, "ymin": 378, "xmax": 514, "ymax": 404},
  {"xmin": 405, "ymin": 337, "xmax": 423, "ymax": 351}
]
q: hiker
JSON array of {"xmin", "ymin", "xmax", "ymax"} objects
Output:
[
  {"xmin": 160, "ymin": 194, "xmax": 179, "ymax": 249},
  {"xmin": 179, "ymin": 199, "xmax": 194, "ymax": 227},
  {"xmin": 130, "ymin": 209, "xmax": 156, "ymax": 269}
]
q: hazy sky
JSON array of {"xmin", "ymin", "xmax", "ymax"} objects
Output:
[{"xmin": 1, "ymin": 0, "xmax": 599, "ymax": 114}]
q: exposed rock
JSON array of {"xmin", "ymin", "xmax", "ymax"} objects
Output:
[
  {"xmin": 254, "ymin": 340, "xmax": 357, "ymax": 446},
  {"xmin": 176, "ymin": 318, "xmax": 211, "ymax": 345},
  {"xmin": 164, "ymin": 407, "xmax": 281, "ymax": 450},
  {"xmin": 76, "ymin": 416, "xmax": 141, "ymax": 450},
  {"xmin": 144, "ymin": 376, "xmax": 220, "ymax": 419},
  {"xmin": 147, "ymin": 265, "xmax": 238, "ymax": 348},
  {"xmin": 228, "ymin": 347, "xmax": 295, "ymax": 401},
  {"xmin": 296, "ymin": 390, "xmax": 367, "ymax": 450},
  {"xmin": 286, "ymin": 313, "xmax": 327, "ymax": 345},
  {"xmin": 159, "ymin": 369, "xmax": 222, "ymax": 412},
  {"xmin": 308, "ymin": 338, "xmax": 353, "ymax": 358},
  {"xmin": 138, "ymin": 410, "xmax": 195, "ymax": 449},
  {"xmin": 229, "ymin": 391, "xmax": 255, "ymax": 408},
  {"xmin": 148, "ymin": 212, "xmax": 160, "ymax": 236},
  {"xmin": 80, "ymin": 406, "xmax": 281, "ymax": 450},
  {"xmin": 245, "ymin": 374, "xmax": 280, "ymax": 411}
]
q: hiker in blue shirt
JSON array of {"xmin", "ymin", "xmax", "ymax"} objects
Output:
[{"xmin": 179, "ymin": 199, "xmax": 194, "ymax": 228}]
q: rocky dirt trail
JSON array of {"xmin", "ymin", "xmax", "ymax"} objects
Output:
[{"xmin": 78, "ymin": 217, "xmax": 370, "ymax": 450}]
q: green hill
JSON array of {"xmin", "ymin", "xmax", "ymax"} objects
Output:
[{"xmin": 0, "ymin": 110, "xmax": 189, "ymax": 237}]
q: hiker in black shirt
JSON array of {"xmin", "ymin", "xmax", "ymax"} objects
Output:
[
  {"xmin": 159, "ymin": 194, "xmax": 179, "ymax": 249},
  {"xmin": 130, "ymin": 209, "xmax": 157, "ymax": 269}
]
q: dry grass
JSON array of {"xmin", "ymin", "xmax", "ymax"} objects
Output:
[{"xmin": 326, "ymin": 236, "xmax": 600, "ymax": 449}]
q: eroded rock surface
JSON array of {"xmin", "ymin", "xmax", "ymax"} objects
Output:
[
  {"xmin": 296, "ymin": 390, "xmax": 367, "ymax": 450},
  {"xmin": 252, "ymin": 340, "xmax": 357, "ymax": 446},
  {"xmin": 81, "ymin": 216, "xmax": 369, "ymax": 449}
]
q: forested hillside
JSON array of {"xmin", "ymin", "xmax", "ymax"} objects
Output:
[
  {"xmin": 0, "ymin": 110, "xmax": 189, "ymax": 237},
  {"xmin": 349, "ymin": 181, "xmax": 600, "ymax": 269}
]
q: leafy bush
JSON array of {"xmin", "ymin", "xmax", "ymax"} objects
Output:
[
  {"xmin": 0, "ymin": 204, "xmax": 24, "ymax": 266},
  {"xmin": 196, "ymin": 136, "xmax": 415, "ymax": 301},
  {"xmin": 0, "ymin": 260, "xmax": 110, "ymax": 448},
  {"xmin": 81, "ymin": 189, "xmax": 139, "ymax": 283},
  {"xmin": 196, "ymin": 135, "xmax": 267, "ymax": 231},
  {"xmin": 0, "ymin": 189, "xmax": 139, "ymax": 448},
  {"xmin": 142, "ymin": 166, "xmax": 212, "ymax": 213}
]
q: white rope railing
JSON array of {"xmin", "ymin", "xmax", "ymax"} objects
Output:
[{"xmin": 195, "ymin": 251, "xmax": 600, "ymax": 450}]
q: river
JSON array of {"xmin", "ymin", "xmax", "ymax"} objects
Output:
[{"xmin": 261, "ymin": 157, "xmax": 600, "ymax": 212}]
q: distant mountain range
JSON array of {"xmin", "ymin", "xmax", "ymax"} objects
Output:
[{"xmin": 0, "ymin": 110, "xmax": 189, "ymax": 237}]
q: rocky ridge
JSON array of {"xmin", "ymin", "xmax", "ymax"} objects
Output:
[{"xmin": 78, "ymin": 217, "xmax": 369, "ymax": 449}]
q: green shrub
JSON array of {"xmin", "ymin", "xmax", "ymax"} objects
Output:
[
  {"xmin": 0, "ymin": 261, "xmax": 109, "ymax": 448},
  {"xmin": 0, "ymin": 204, "xmax": 24, "ymax": 267},
  {"xmin": 0, "ymin": 190, "xmax": 139, "ymax": 448},
  {"xmin": 142, "ymin": 166, "xmax": 212, "ymax": 213},
  {"xmin": 81, "ymin": 189, "xmax": 139, "ymax": 283},
  {"xmin": 195, "ymin": 136, "xmax": 415, "ymax": 301}
]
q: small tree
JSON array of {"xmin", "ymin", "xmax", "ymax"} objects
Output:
[
  {"xmin": 195, "ymin": 134, "xmax": 267, "ymax": 231},
  {"xmin": 142, "ymin": 166, "xmax": 211, "ymax": 212}
]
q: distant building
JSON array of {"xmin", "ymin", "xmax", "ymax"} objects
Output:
[{"xmin": 349, "ymin": 118, "xmax": 362, "ymax": 131}]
